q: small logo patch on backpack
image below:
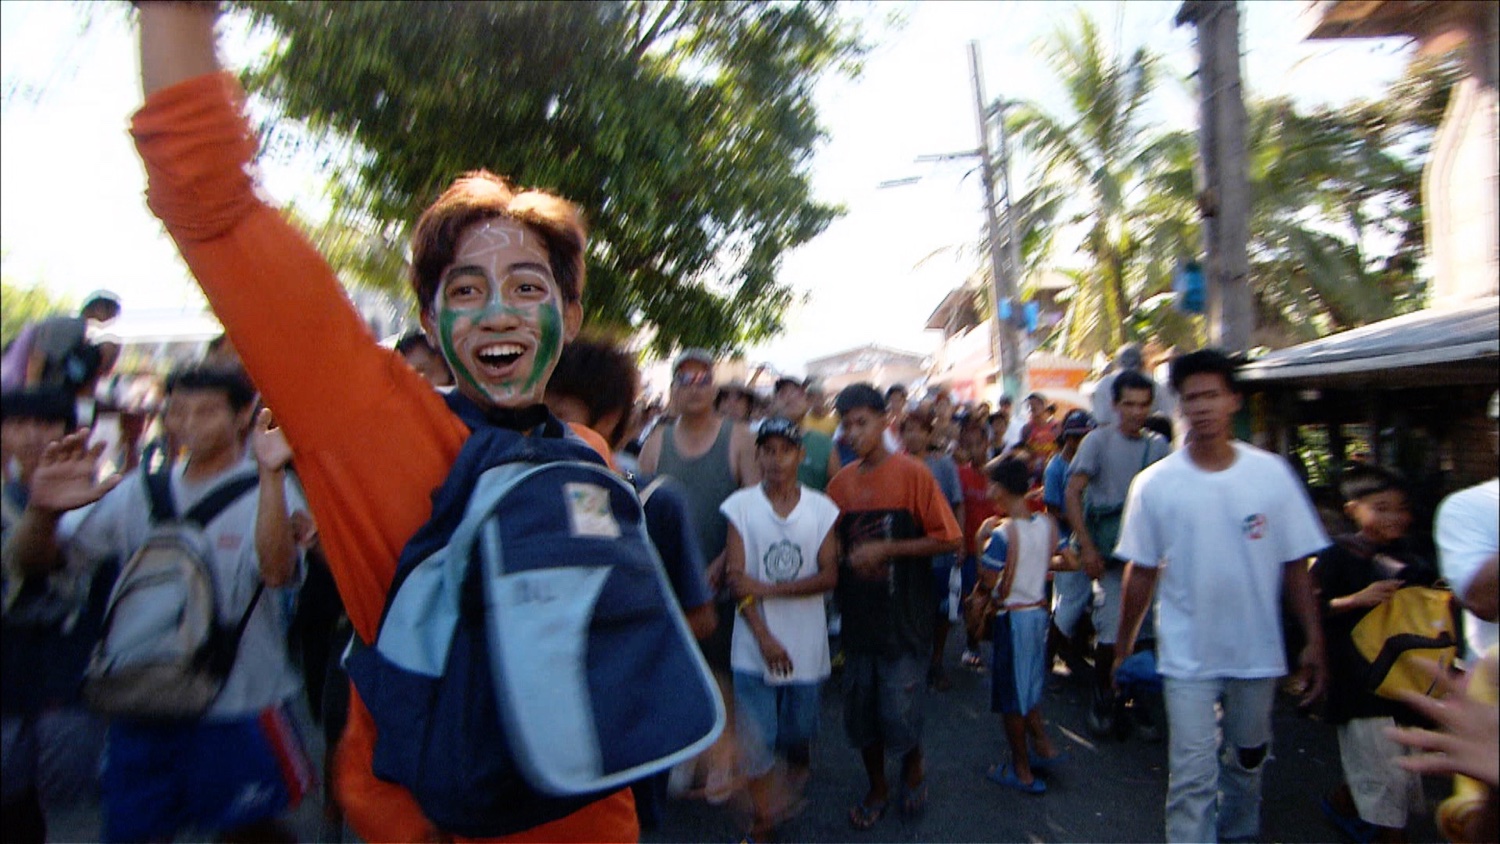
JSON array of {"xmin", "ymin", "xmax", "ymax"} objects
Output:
[{"xmin": 563, "ymin": 483, "xmax": 619, "ymax": 538}]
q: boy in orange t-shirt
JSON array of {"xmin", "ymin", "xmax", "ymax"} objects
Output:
[{"xmin": 825, "ymin": 383, "xmax": 960, "ymax": 832}]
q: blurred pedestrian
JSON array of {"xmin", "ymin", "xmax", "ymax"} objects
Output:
[
  {"xmin": 1065, "ymin": 370, "xmax": 1170, "ymax": 739},
  {"xmin": 979, "ymin": 456, "xmax": 1065, "ymax": 795},
  {"xmin": 721, "ymin": 417, "xmax": 838, "ymax": 841},
  {"xmin": 1112, "ymin": 349, "xmax": 1329, "ymax": 843},
  {"xmin": 826, "ymin": 383, "xmax": 960, "ymax": 831}
]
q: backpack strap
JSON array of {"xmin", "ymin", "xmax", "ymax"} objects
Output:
[
  {"xmin": 638, "ymin": 476, "xmax": 668, "ymax": 506},
  {"xmin": 182, "ymin": 473, "xmax": 260, "ymax": 528},
  {"xmin": 229, "ymin": 582, "xmax": 266, "ymax": 645},
  {"xmin": 144, "ymin": 467, "xmax": 177, "ymax": 523}
]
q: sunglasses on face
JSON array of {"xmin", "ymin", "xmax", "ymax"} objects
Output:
[{"xmin": 675, "ymin": 371, "xmax": 714, "ymax": 388}]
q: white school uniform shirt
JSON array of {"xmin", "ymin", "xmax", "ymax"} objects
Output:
[
  {"xmin": 1435, "ymin": 478, "xmax": 1499, "ymax": 659},
  {"xmin": 1114, "ymin": 442, "xmax": 1328, "ymax": 681},
  {"xmin": 65, "ymin": 456, "xmax": 307, "ymax": 718},
  {"xmin": 721, "ymin": 484, "xmax": 839, "ymax": 684}
]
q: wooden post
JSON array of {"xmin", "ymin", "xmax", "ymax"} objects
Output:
[{"xmin": 1178, "ymin": 1, "xmax": 1253, "ymax": 352}]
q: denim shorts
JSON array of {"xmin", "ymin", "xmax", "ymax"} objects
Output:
[
  {"xmin": 733, "ymin": 672, "xmax": 822, "ymax": 778},
  {"xmin": 842, "ymin": 652, "xmax": 926, "ymax": 755}
]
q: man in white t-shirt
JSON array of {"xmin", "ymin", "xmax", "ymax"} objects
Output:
[
  {"xmin": 722, "ymin": 416, "xmax": 839, "ymax": 841},
  {"xmin": 1434, "ymin": 390, "xmax": 1499, "ymax": 662},
  {"xmin": 1112, "ymin": 349, "xmax": 1328, "ymax": 844}
]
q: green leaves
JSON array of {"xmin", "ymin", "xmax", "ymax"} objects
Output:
[
  {"xmin": 1009, "ymin": 11, "xmax": 1456, "ymax": 357},
  {"xmin": 234, "ymin": 0, "xmax": 864, "ymax": 355}
]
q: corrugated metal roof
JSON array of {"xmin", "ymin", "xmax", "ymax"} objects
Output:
[{"xmin": 1238, "ymin": 297, "xmax": 1498, "ymax": 383}]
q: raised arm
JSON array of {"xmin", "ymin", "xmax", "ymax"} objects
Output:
[
  {"xmin": 250, "ymin": 409, "xmax": 298, "ymax": 588},
  {"xmin": 137, "ymin": 1, "xmax": 222, "ymax": 96}
]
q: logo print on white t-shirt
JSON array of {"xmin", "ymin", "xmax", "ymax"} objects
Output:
[
  {"xmin": 1242, "ymin": 513, "xmax": 1268, "ymax": 540},
  {"xmin": 763, "ymin": 540, "xmax": 803, "ymax": 583}
]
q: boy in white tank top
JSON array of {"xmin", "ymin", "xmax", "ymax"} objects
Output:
[{"xmin": 978, "ymin": 456, "xmax": 1065, "ymax": 795}]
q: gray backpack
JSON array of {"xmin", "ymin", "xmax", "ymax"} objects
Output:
[{"xmin": 83, "ymin": 469, "xmax": 261, "ymax": 720}]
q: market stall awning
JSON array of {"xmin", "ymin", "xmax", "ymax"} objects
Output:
[{"xmin": 1237, "ymin": 297, "xmax": 1498, "ymax": 388}]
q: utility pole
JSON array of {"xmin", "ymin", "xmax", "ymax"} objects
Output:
[
  {"xmin": 968, "ymin": 41, "xmax": 1024, "ymax": 400},
  {"xmin": 1178, "ymin": 0, "xmax": 1252, "ymax": 352}
]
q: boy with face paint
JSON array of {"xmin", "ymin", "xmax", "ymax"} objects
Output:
[{"xmin": 127, "ymin": 4, "xmax": 632, "ymax": 841}]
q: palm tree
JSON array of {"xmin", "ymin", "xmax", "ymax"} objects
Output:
[{"xmin": 1006, "ymin": 10, "xmax": 1165, "ymax": 358}]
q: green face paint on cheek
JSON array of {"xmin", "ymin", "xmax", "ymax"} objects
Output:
[
  {"xmin": 437, "ymin": 307, "xmax": 492, "ymax": 400},
  {"xmin": 524, "ymin": 302, "xmax": 563, "ymax": 393}
]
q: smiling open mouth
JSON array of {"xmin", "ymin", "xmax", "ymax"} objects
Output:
[{"xmin": 476, "ymin": 341, "xmax": 526, "ymax": 371}]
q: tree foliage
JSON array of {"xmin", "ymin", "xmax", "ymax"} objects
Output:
[
  {"xmin": 1, "ymin": 276, "xmax": 72, "ymax": 351},
  {"xmin": 1008, "ymin": 12, "xmax": 1459, "ymax": 358},
  {"xmin": 234, "ymin": 0, "xmax": 867, "ymax": 355},
  {"xmin": 1007, "ymin": 11, "xmax": 1163, "ymax": 357}
]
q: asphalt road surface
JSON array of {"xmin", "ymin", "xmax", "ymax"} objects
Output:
[
  {"xmin": 645, "ymin": 634, "xmax": 1450, "ymax": 844},
  {"xmin": 43, "ymin": 632, "xmax": 1449, "ymax": 842}
]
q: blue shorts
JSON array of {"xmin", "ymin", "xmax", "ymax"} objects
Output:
[
  {"xmin": 101, "ymin": 703, "xmax": 314, "ymax": 842},
  {"xmin": 732, "ymin": 672, "xmax": 822, "ymax": 778},
  {"xmin": 991, "ymin": 608, "xmax": 1049, "ymax": 716}
]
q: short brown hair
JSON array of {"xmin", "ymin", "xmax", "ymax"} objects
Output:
[
  {"xmin": 902, "ymin": 406, "xmax": 935, "ymax": 432},
  {"xmin": 409, "ymin": 170, "xmax": 587, "ymax": 311}
]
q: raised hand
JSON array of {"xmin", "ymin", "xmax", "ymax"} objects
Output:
[
  {"xmin": 28, "ymin": 430, "xmax": 122, "ymax": 514},
  {"xmin": 250, "ymin": 408, "xmax": 294, "ymax": 473},
  {"xmin": 1387, "ymin": 656, "xmax": 1500, "ymax": 787}
]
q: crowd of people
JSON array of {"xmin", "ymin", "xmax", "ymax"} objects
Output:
[{"xmin": 1, "ymin": 4, "xmax": 1497, "ymax": 844}]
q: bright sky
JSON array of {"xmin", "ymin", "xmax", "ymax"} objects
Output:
[{"xmin": 1, "ymin": 1, "xmax": 1413, "ymax": 375}]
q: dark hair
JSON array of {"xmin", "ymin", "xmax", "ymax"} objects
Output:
[
  {"xmin": 1112, "ymin": 370, "xmax": 1156, "ymax": 404},
  {"xmin": 1339, "ymin": 465, "xmax": 1406, "ymax": 503},
  {"xmin": 409, "ymin": 170, "xmax": 586, "ymax": 312},
  {"xmin": 902, "ymin": 406, "xmax": 935, "ymax": 432},
  {"xmin": 545, "ymin": 338, "xmax": 641, "ymax": 449},
  {"xmin": 885, "ymin": 385, "xmax": 908, "ymax": 401},
  {"xmin": 0, "ymin": 386, "xmax": 77, "ymax": 431},
  {"xmin": 996, "ymin": 395, "xmax": 1014, "ymax": 409},
  {"xmin": 1169, "ymin": 348, "xmax": 1239, "ymax": 394},
  {"xmin": 1143, "ymin": 413, "xmax": 1173, "ymax": 441},
  {"xmin": 164, "ymin": 365, "xmax": 257, "ymax": 412},
  {"xmin": 394, "ymin": 330, "xmax": 438, "ymax": 357},
  {"xmin": 985, "ymin": 455, "xmax": 1030, "ymax": 496},
  {"xmin": 835, "ymin": 383, "xmax": 886, "ymax": 416},
  {"xmin": 773, "ymin": 376, "xmax": 804, "ymax": 396}
]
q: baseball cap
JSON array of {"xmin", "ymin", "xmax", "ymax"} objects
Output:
[
  {"xmin": 756, "ymin": 416, "xmax": 803, "ymax": 447},
  {"xmin": 673, "ymin": 348, "xmax": 715, "ymax": 373},
  {"xmin": 1060, "ymin": 409, "xmax": 1096, "ymax": 437}
]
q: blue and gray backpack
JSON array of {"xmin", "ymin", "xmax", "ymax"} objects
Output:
[{"xmin": 346, "ymin": 405, "xmax": 724, "ymax": 837}]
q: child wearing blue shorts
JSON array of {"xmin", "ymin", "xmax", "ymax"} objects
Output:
[{"xmin": 978, "ymin": 456, "xmax": 1066, "ymax": 795}]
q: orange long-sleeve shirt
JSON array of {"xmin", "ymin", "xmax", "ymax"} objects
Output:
[{"xmin": 131, "ymin": 72, "xmax": 635, "ymax": 844}]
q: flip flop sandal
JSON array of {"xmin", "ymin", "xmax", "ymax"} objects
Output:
[
  {"xmin": 847, "ymin": 798, "xmax": 888, "ymax": 831},
  {"xmin": 986, "ymin": 763, "xmax": 1046, "ymax": 795},
  {"xmin": 898, "ymin": 780, "xmax": 929, "ymax": 816}
]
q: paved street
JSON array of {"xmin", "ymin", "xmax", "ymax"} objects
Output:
[
  {"xmin": 647, "ymin": 633, "xmax": 1450, "ymax": 843},
  {"xmin": 43, "ymin": 631, "xmax": 1449, "ymax": 842}
]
